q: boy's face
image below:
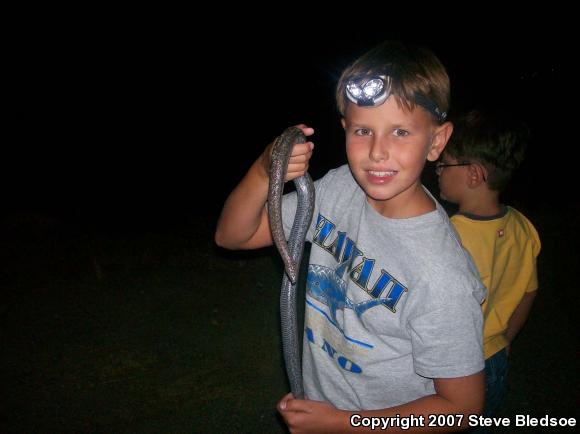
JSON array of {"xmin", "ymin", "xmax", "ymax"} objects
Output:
[
  {"xmin": 437, "ymin": 152, "xmax": 467, "ymax": 205},
  {"xmin": 342, "ymin": 97, "xmax": 451, "ymax": 217}
]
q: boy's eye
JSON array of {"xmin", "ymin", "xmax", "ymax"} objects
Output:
[
  {"xmin": 355, "ymin": 128, "xmax": 372, "ymax": 136},
  {"xmin": 394, "ymin": 128, "xmax": 409, "ymax": 137}
]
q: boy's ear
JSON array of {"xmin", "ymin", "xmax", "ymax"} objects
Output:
[
  {"xmin": 340, "ymin": 118, "xmax": 346, "ymax": 130},
  {"xmin": 427, "ymin": 121, "xmax": 453, "ymax": 162},
  {"xmin": 467, "ymin": 163, "xmax": 487, "ymax": 188}
]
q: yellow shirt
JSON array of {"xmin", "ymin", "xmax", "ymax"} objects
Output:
[{"xmin": 451, "ymin": 207, "xmax": 540, "ymax": 359}]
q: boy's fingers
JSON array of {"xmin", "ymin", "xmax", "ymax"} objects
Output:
[
  {"xmin": 291, "ymin": 142, "xmax": 314, "ymax": 157},
  {"xmin": 294, "ymin": 124, "xmax": 315, "ymax": 136},
  {"xmin": 286, "ymin": 167, "xmax": 308, "ymax": 179},
  {"xmin": 277, "ymin": 393, "xmax": 294, "ymax": 411},
  {"xmin": 284, "ymin": 398, "xmax": 312, "ymax": 413},
  {"xmin": 289, "ymin": 153, "xmax": 311, "ymax": 164}
]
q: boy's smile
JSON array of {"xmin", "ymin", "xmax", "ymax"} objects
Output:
[
  {"xmin": 342, "ymin": 97, "xmax": 450, "ymax": 218},
  {"xmin": 367, "ymin": 169, "xmax": 398, "ymax": 185}
]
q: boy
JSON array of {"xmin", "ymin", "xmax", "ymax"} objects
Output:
[
  {"xmin": 436, "ymin": 109, "xmax": 540, "ymax": 421},
  {"xmin": 216, "ymin": 41, "xmax": 485, "ymax": 432}
]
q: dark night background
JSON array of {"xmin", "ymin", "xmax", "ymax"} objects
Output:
[
  {"xmin": 3, "ymin": 15, "xmax": 578, "ymax": 433},
  {"xmin": 6, "ymin": 23, "xmax": 572, "ymax": 223}
]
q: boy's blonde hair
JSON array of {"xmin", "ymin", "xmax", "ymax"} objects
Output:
[{"xmin": 336, "ymin": 41, "xmax": 450, "ymax": 122}]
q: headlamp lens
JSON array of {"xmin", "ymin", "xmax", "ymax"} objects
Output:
[
  {"xmin": 346, "ymin": 75, "xmax": 390, "ymax": 107},
  {"xmin": 344, "ymin": 74, "xmax": 446, "ymax": 122}
]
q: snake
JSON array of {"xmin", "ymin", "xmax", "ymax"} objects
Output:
[{"xmin": 267, "ymin": 126, "xmax": 315, "ymax": 400}]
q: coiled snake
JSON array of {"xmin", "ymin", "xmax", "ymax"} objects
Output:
[{"xmin": 267, "ymin": 126, "xmax": 315, "ymax": 399}]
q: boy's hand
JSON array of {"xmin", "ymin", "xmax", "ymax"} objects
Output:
[
  {"xmin": 259, "ymin": 124, "xmax": 315, "ymax": 182},
  {"xmin": 277, "ymin": 392, "xmax": 344, "ymax": 433}
]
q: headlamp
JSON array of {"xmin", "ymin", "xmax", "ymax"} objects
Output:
[
  {"xmin": 346, "ymin": 75, "xmax": 391, "ymax": 107},
  {"xmin": 345, "ymin": 74, "xmax": 447, "ymax": 123}
]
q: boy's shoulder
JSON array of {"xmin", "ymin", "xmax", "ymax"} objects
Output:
[
  {"xmin": 506, "ymin": 206, "xmax": 541, "ymax": 249},
  {"xmin": 320, "ymin": 164, "xmax": 352, "ymax": 183},
  {"xmin": 399, "ymin": 195, "xmax": 487, "ymax": 303},
  {"xmin": 315, "ymin": 164, "xmax": 359, "ymax": 200},
  {"xmin": 451, "ymin": 206, "xmax": 540, "ymax": 245},
  {"xmin": 506, "ymin": 206, "xmax": 538, "ymax": 230}
]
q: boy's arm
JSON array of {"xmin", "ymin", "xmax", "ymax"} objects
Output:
[
  {"xmin": 278, "ymin": 371, "xmax": 484, "ymax": 433},
  {"xmin": 506, "ymin": 290, "xmax": 537, "ymax": 343},
  {"xmin": 214, "ymin": 125, "xmax": 314, "ymax": 250}
]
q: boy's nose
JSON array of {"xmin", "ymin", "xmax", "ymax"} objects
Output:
[{"xmin": 369, "ymin": 139, "xmax": 388, "ymax": 162}]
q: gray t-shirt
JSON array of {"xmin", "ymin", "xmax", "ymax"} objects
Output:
[{"xmin": 282, "ymin": 165, "xmax": 485, "ymax": 410}]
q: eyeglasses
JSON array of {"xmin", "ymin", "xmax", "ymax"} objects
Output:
[
  {"xmin": 435, "ymin": 161, "xmax": 487, "ymax": 181},
  {"xmin": 435, "ymin": 162, "xmax": 472, "ymax": 175}
]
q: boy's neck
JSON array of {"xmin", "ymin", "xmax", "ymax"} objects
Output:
[
  {"xmin": 458, "ymin": 190, "xmax": 502, "ymax": 217},
  {"xmin": 369, "ymin": 184, "xmax": 435, "ymax": 219}
]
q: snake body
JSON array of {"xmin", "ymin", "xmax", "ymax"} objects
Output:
[{"xmin": 267, "ymin": 126, "xmax": 315, "ymax": 399}]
